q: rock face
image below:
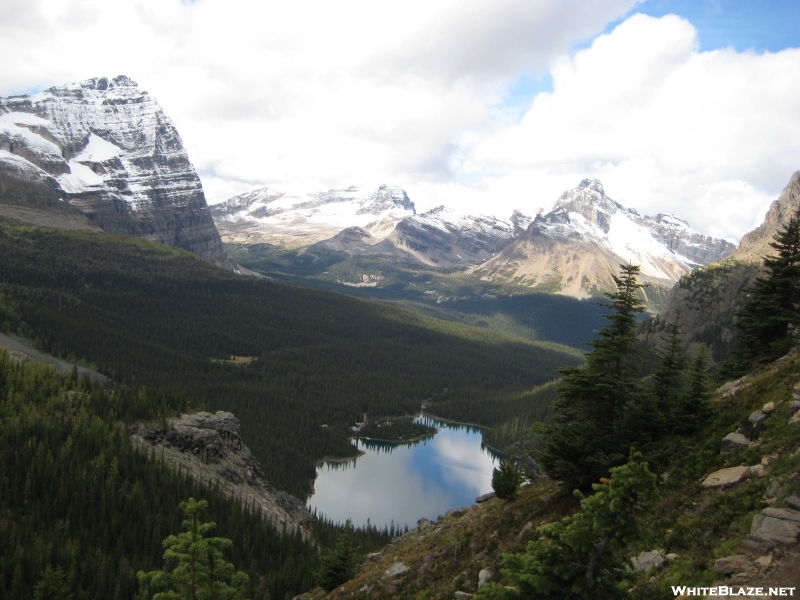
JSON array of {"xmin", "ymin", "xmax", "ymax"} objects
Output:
[
  {"xmin": 0, "ymin": 76, "xmax": 232, "ymax": 268},
  {"xmin": 131, "ymin": 411, "xmax": 313, "ymax": 535},
  {"xmin": 737, "ymin": 171, "xmax": 800, "ymax": 262},
  {"xmin": 654, "ymin": 171, "xmax": 800, "ymax": 361},
  {"xmin": 385, "ymin": 206, "xmax": 516, "ymax": 267}
]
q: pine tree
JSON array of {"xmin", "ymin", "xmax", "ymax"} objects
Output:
[
  {"xmin": 635, "ymin": 315, "xmax": 687, "ymax": 441},
  {"xmin": 477, "ymin": 450, "xmax": 658, "ymax": 600},
  {"xmin": 34, "ymin": 566, "xmax": 74, "ymax": 600},
  {"xmin": 727, "ymin": 209, "xmax": 800, "ymax": 373},
  {"xmin": 314, "ymin": 520, "xmax": 360, "ymax": 592},
  {"xmin": 491, "ymin": 459, "xmax": 525, "ymax": 499},
  {"xmin": 539, "ymin": 264, "xmax": 645, "ymax": 488},
  {"xmin": 674, "ymin": 347, "xmax": 711, "ymax": 434},
  {"xmin": 137, "ymin": 498, "xmax": 249, "ymax": 600}
]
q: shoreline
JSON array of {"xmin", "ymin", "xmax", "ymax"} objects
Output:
[
  {"xmin": 420, "ymin": 411, "xmax": 490, "ymax": 431},
  {"xmin": 353, "ymin": 430, "xmax": 437, "ymax": 445}
]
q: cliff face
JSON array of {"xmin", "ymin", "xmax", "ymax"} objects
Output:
[
  {"xmin": 131, "ymin": 411, "xmax": 314, "ymax": 536},
  {"xmin": 736, "ymin": 171, "xmax": 800, "ymax": 262},
  {"xmin": 0, "ymin": 76, "xmax": 233, "ymax": 267}
]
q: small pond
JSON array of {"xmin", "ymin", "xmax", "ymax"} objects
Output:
[{"xmin": 307, "ymin": 415, "xmax": 502, "ymax": 528}]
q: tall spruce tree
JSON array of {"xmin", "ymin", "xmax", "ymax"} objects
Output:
[
  {"xmin": 539, "ymin": 264, "xmax": 645, "ymax": 489},
  {"xmin": 727, "ymin": 209, "xmax": 800, "ymax": 373},
  {"xmin": 137, "ymin": 498, "xmax": 249, "ymax": 600}
]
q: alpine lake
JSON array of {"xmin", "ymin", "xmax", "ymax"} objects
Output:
[{"xmin": 307, "ymin": 415, "xmax": 503, "ymax": 528}]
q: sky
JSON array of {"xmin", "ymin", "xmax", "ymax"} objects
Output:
[{"xmin": 1, "ymin": 0, "xmax": 799, "ymax": 242}]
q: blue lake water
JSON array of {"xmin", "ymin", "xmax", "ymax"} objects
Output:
[{"xmin": 307, "ymin": 416, "xmax": 502, "ymax": 528}]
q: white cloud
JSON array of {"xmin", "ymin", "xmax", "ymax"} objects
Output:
[
  {"xmin": 2, "ymin": 2, "xmax": 797, "ymax": 241},
  {"xmin": 464, "ymin": 13, "xmax": 800, "ymax": 241}
]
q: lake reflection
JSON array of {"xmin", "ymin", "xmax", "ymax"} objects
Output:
[{"xmin": 308, "ymin": 416, "xmax": 502, "ymax": 528}]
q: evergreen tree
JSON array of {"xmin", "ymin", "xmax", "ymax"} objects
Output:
[
  {"xmin": 727, "ymin": 209, "xmax": 800, "ymax": 373},
  {"xmin": 492, "ymin": 458, "xmax": 525, "ymax": 499},
  {"xmin": 632, "ymin": 315, "xmax": 687, "ymax": 441},
  {"xmin": 33, "ymin": 567, "xmax": 74, "ymax": 600},
  {"xmin": 539, "ymin": 264, "xmax": 645, "ymax": 488},
  {"xmin": 138, "ymin": 498, "xmax": 249, "ymax": 600},
  {"xmin": 314, "ymin": 521, "xmax": 360, "ymax": 592},
  {"xmin": 477, "ymin": 451, "xmax": 658, "ymax": 600},
  {"xmin": 674, "ymin": 347, "xmax": 711, "ymax": 434}
]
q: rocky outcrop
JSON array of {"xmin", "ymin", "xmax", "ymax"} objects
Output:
[
  {"xmin": 131, "ymin": 411, "xmax": 313, "ymax": 536},
  {"xmin": 737, "ymin": 171, "xmax": 800, "ymax": 262},
  {"xmin": 0, "ymin": 76, "xmax": 233, "ymax": 268}
]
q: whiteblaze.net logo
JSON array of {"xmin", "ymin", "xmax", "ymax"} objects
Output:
[{"xmin": 672, "ymin": 586, "xmax": 796, "ymax": 597}]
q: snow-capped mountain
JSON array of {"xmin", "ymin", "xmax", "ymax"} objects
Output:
[
  {"xmin": 0, "ymin": 76, "xmax": 231, "ymax": 267},
  {"xmin": 211, "ymin": 184, "xmax": 416, "ymax": 248},
  {"xmin": 474, "ymin": 179, "xmax": 735, "ymax": 297},
  {"xmin": 385, "ymin": 206, "xmax": 516, "ymax": 267}
]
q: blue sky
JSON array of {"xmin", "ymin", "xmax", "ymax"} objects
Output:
[
  {"xmin": 502, "ymin": 0, "xmax": 800, "ymax": 115},
  {"xmin": 634, "ymin": 0, "xmax": 800, "ymax": 53}
]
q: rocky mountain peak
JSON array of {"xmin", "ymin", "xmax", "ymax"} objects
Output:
[
  {"xmin": 550, "ymin": 178, "xmax": 628, "ymax": 234},
  {"xmin": 0, "ymin": 75, "xmax": 233, "ymax": 268},
  {"xmin": 357, "ymin": 184, "xmax": 416, "ymax": 215}
]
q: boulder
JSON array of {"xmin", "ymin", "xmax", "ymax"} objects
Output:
[
  {"xmin": 454, "ymin": 593, "xmax": 474, "ymax": 600},
  {"xmin": 382, "ymin": 562, "xmax": 409, "ymax": 580},
  {"xmin": 789, "ymin": 399, "xmax": 800, "ymax": 412},
  {"xmin": 716, "ymin": 376, "xmax": 749, "ymax": 397},
  {"xmin": 478, "ymin": 568, "xmax": 492, "ymax": 589},
  {"xmin": 750, "ymin": 464, "xmax": 767, "ymax": 478},
  {"xmin": 784, "ymin": 495, "xmax": 800, "ymax": 511},
  {"xmin": 445, "ymin": 507, "xmax": 469, "ymax": 519},
  {"xmin": 417, "ymin": 518, "xmax": 434, "ymax": 531},
  {"xmin": 631, "ymin": 550, "xmax": 665, "ymax": 572},
  {"xmin": 702, "ymin": 466, "xmax": 751, "ymax": 488},
  {"xmin": 713, "ymin": 555, "xmax": 753, "ymax": 574},
  {"xmin": 762, "ymin": 507, "xmax": 800, "ymax": 522},
  {"xmin": 748, "ymin": 410, "xmax": 768, "ymax": 428},
  {"xmin": 761, "ymin": 401, "xmax": 776, "ymax": 414},
  {"xmin": 790, "ymin": 410, "xmax": 800, "ymax": 425},
  {"xmin": 665, "ymin": 553, "xmax": 680, "ymax": 562},
  {"xmin": 740, "ymin": 536, "xmax": 775, "ymax": 556},
  {"xmin": 721, "ymin": 432, "xmax": 750, "ymax": 454},
  {"xmin": 476, "ymin": 492, "xmax": 496, "ymax": 503},
  {"xmin": 749, "ymin": 514, "xmax": 800, "ymax": 544}
]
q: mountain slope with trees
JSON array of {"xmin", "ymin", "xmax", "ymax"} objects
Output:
[{"xmin": 0, "ymin": 218, "xmax": 582, "ymax": 498}]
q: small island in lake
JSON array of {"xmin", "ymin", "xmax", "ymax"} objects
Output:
[{"xmin": 353, "ymin": 417, "xmax": 437, "ymax": 443}]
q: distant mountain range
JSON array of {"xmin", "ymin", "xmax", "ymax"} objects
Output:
[{"xmin": 213, "ymin": 178, "xmax": 736, "ymax": 297}]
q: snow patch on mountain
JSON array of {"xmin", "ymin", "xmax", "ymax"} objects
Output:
[{"xmin": 212, "ymin": 184, "xmax": 417, "ymax": 247}]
